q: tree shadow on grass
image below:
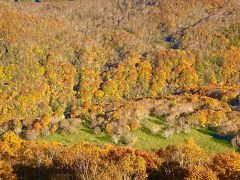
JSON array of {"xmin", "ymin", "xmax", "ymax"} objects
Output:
[
  {"xmin": 62, "ymin": 139, "xmax": 72, "ymax": 143},
  {"xmin": 96, "ymin": 134, "xmax": 112, "ymax": 143},
  {"xmin": 148, "ymin": 117, "xmax": 166, "ymax": 126},
  {"xmin": 197, "ymin": 128, "xmax": 232, "ymax": 141},
  {"xmin": 140, "ymin": 125, "xmax": 152, "ymax": 135},
  {"xmin": 81, "ymin": 127, "xmax": 93, "ymax": 134},
  {"xmin": 196, "ymin": 128, "xmax": 233, "ymax": 148},
  {"xmin": 139, "ymin": 125, "xmax": 165, "ymax": 140}
]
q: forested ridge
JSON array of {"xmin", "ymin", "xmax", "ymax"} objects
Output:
[{"xmin": 0, "ymin": 0, "xmax": 239, "ymax": 179}]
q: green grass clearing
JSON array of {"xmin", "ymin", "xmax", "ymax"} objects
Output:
[{"xmin": 37, "ymin": 117, "xmax": 234, "ymax": 153}]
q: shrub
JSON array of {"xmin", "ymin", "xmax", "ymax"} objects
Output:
[
  {"xmin": 50, "ymin": 116, "xmax": 61, "ymax": 125},
  {"xmin": 70, "ymin": 118, "xmax": 82, "ymax": 127},
  {"xmin": 105, "ymin": 123, "xmax": 113, "ymax": 134},
  {"xmin": 25, "ymin": 130, "xmax": 40, "ymax": 140},
  {"xmin": 186, "ymin": 165, "xmax": 218, "ymax": 180},
  {"xmin": 58, "ymin": 120, "xmax": 78, "ymax": 134},
  {"xmin": 40, "ymin": 116, "xmax": 50, "ymax": 127},
  {"xmin": 116, "ymin": 154, "xmax": 148, "ymax": 180},
  {"xmin": 111, "ymin": 134, "xmax": 121, "ymax": 144},
  {"xmin": 212, "ymin": 152, "xmax": 240, "ymax": 179},
  {"xmin": 0, "ymin": 161, "xmax": 17, "ymax": 179},
  {"xmin": 129, "ymin": 118, "xmax": 140, "ymax": 130},
  {"xmin": 0, "ymin": 132, "xmax": 23, "ymax": 161},
  {"xmin": 116, "ymin": 125, "xmax": 131, "ymax": 136},
  {"xmin": 97, "ymin": 117, "xmax": 105, "ymax": 124},
  {"xmin": 134, "ymin": 105, "xmax": 150, "ymax": 120},
  {"xmin": 159, "ymin": 161, "xmax": 188, "ymax": 179},
  {"xmin": 149, "ymin": 124, "xmax": 161, "ymax": 135},
  {"xmin": 123, "ymin": 134, "xmax": 138, "ymax": 146},
  {"xmin": 157, "ymin": 139, "xmax": 209, "ymax": 167},
  {"xmin": 41, "ymin": 126, "xmax": 50, "ymax": 136},
  {"xmin": 156, "ymin": 139, "xmax": 210, "ymax": 179},
  {"xmin": 59, "ymin": 120, "xmax": 70, "ymax": 129},
  {"xmin": 162, "ymin": 128, "xmax": 175, "ymax": 139},
  {"xmin": 64, "ymin": 125, "xmax": 77, "ymax": 134},
  {"xmin": 52, "ymin": 144, "xmax": 105, "ymax": 180},
  {"xmin": 183, "ymin": 124, "xmax": 191, "ymax": 134},
  {"xmin": 174, "ymin": 126, "xmax": 182, "ymax": 134},
  {"xmin": 13, "ymin": 120, "xmax": 22, "ymax": 135},
  {"xmin": 94, "ymin": 126, "xmax": 102, "ymax": 135},
  {"xmin": 33, "ymin": 122, "xmax": 42, "ymax": 132},
  {"xmin": 50, "ymin": 125, "xmax": 58, "ymax": 134},
  {"xmin": 14, "ymin": 127, "xmax": 22, "ymax": 135},
  {"xmin": 0, "ymin": 127, "xmax": 5, "ymax": 136}
]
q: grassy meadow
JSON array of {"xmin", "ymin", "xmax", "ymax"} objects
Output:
[{"xmin": 38, "ymin": 117, "xmax": 234, "ymax": 153}]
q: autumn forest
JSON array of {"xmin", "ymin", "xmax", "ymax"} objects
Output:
[{"xmin": 0, "ymin": 0, "xmax": 240, "ymax": 179}]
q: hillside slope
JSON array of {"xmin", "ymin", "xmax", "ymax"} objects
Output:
[{"xmin": 0, "ymin": 0, "xmax": 239, "ymax": 145}]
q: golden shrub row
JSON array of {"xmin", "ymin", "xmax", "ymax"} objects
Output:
[{"xmin": 0, "ymin": 132, "xmax": 239, "ymax": 179}]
